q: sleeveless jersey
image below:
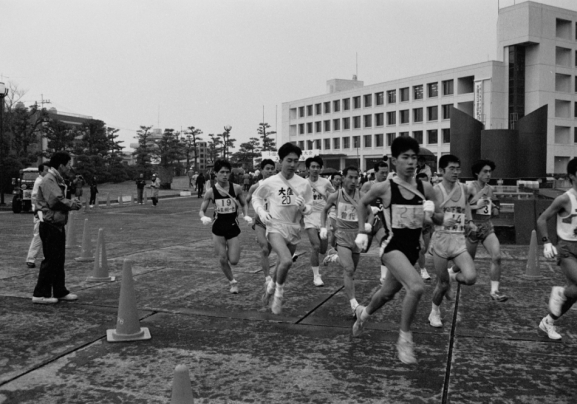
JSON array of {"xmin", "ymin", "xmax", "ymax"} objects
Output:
[
  {"xmin": 335, "ymin": 189, "xmax": 359, "ymax": 232},
  {"xmin": 308, "ymin": 177, "xmax": 333, "ymax": 213},
  {"xmin": 435, "ymin": 182, "xmax": 466, "ymax": 234},
  {"xmin": 557, "ymin": 190, "xmax": 577, "ymax": 241},
  {"xmin": 382, "ymin": 179, "xmax": 425, "ymax": 247},
  {"xmin": 212, "ymin": 182, "xmax": 238, "ymax": 221},
  {"xmin": 257, "ymin": 179, "xmax": 269, "ymax": 212},
  {"xmin": 469, "ymin": 181, "xmax": 492, "ymax": 221}
]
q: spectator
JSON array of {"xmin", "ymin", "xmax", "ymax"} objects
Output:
[
  {"xmin": 26, "ymin": 163, "xmax": 49, "ymax": 268},
  {"xmin": 149, "ymin": 174, "xmax": 161, "ymax": 206},
  {"xmin": 89, "ymin": 177, "xmax": 98, "ymax": 207},
  {"xmin": 136, "ymin": 173, "xmax": 146, "ymax": 204},
  {"xmin": 74, "ymin": 175, "xmax": 85, "ymax": 198},
  {"xmin": 196, "ymin": 171, "xmax": 206, "ymax": 198}
]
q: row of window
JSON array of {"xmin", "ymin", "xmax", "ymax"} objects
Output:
[
  {"xmin": 297, "ymin": 105, "xmax": 452, "ymax": 134},
  {"xmin": 296, "ymin": 129, "xmax": 451, "ymax": 151},
  {"xmin": 297, "ymin": 81, "xmax": 455, "ymax": 117}
]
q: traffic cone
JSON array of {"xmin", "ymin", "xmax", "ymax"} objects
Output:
[
  {"xmin": 87, "ymin": 228, "xmax": 115, "ymax": 282},
  {"xmin": 170, "ymin": 365, "xmax": 195, "ymax": 404},
  {"xmin": 106, "ymin": 193, "xmax": 111, "ymax": 207},
  {"xmin": 65, "ymin": 211, "xmax": 78, "ymax": 249},
  {"xmin": 94, "ymin": 195, "xmax": 99, "ymax": 210},
  {"xmin": 143, "ymin": 188, "xmax": 147, "ymax": 205},
  {"xmin": 84, "ymin": 197, "xmax": 90, "ymax": 212},
  {"xmin": 107, "ymin": 259, "xmax": 151, "ymax": 342},
  {"xmin": 118, "ymin": 195, "xmax": 123, "ymax": 206},
  {"xmin": 75, "ymin": 219, "xmax": 94, "ymax": 262},
  {"xmin": 522, "ymin": 230, "xmax": 543, "ymax": 279}
]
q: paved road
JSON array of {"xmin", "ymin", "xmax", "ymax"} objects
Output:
[{"xmin": 1, "ymin": 197, "xmax": 576, "ymax": 403}]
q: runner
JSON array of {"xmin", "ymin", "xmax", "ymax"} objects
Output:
[
  {"xmin": 428, "ymin": 154, "xmax": 477, "ymax": 328},
  {"xmin": 415, "ymin": 172, "xmax": 433, "ymax": 282},
  {"xmin": 452, "ymin": 159, "xmax": 507, "ymax": 301},
  {"xmin": 252, "ymin": 143, "xmax": 313, "ymax": 314},
  {"xmin": 199, "ymin": 159, "xmax": 252, "ymax": 294},
  {"xmin": 536, "ymin": 157, "xmax": 577, "ymax": 340},
  {"xmin": 304, "ymin": 156, "xmax": 335, "ymax": 286},
  {"xmin": 351, "ymin": 136, "xmax": 442, "ymax": 364},
  {"xmin": 323, "ymin": 172, "xmax": 342, "ymax": 264}
]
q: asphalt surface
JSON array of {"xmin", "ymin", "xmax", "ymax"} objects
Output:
[{"xmin": 1, "ymin": 196, "xmax": 576, "ymax": 403}]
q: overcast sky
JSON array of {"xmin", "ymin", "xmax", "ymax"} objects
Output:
[{"xmin": 2, "ymin": 0, "xmax": 576, "ymax": 151}]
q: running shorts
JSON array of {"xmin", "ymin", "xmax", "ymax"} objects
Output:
[
  {"xmin": 467, "ymin": 221, "xmax": 494, "ymax": 244},
  {"xmin": 212, "ymin": 218, "xmax": 241, "ymax": 240},
  {"xmin": 335, "ymin": 229, "xmax": 361, "ymax": 254},
  {"xmin": 430, "ymin": 231, "xmax": 467, "ymax": 260}
]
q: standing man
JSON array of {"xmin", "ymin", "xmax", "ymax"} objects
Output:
[
  {"xmin": 191, "ymin": 171, "xmax": 199, "ymax": 192},
  {"xmin": 32, "ymin": 152, "xmax": 82, "ymax": 304},
  {"xmin": 136, "ymin": 173, "xmax": 146, "ymax": 204},
  {"xmin": 351, "ymin": 136, "xmax": 441, "ymax": 364},
  {"xmin": 196, "ymin": 171, "xmax": 206, "ymax": 198},
  {"xmin": 428, "ymin": 155, "xmax": 477, "ymax": 328},
  {"xmin": 89, "ymin": 177, "xmax": 98, "ymax": 207},
  {"xmin": 304, "ymin": 156, "xmax": 335, "ymax": 287},
  {"xmin": 536, "ymin": 157, "xmax": 577, "ymax": 340},
  {"xmin": 199, "ymin": 159, "xmax": 252, "ymax": 294},
  {"xmin": 243, "ymin": 171, "xmax": 251, "ymax": 192},
  {"xmin": 150, "ymin": 174, "xmax": 160, "ymax": 206},
  {"xmin": 252, "ymin": 143, "xmax": 313, "ymax": 314},
  {"xmin": 26, "ymin": 164, "xmax": 49, "ymax": 268}
]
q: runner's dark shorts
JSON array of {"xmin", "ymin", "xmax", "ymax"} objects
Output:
[
  {"xmin": 382, "ymin": 238, "xmax": 420, "ymax": 266},
  {"xmin": 467, "ymin": 220, "xmax": 495, "ymax": 244},
  {"xmin": 557, "ymin": 239, "xmax": 577, "ymax": 266},
  {"xmin": 252, "ymin": 215, "xmax": 266, "ymax": 231},
  {"xmin": 212, "ymin": 218, "xmax": 241, "ymax": 240}
]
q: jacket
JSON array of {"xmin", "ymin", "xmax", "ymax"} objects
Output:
[{"xmin": 37, "ymin": 168, "xmax": 77, "ymax": 227}]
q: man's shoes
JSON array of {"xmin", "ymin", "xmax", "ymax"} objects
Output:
[
  {"xmin": 490, "ymin": 290, "xmax": 508, "ymax": 302},
  {"xmin": 397, "ymin": 334, "xmax": 417, "ymax": 364},
  {"xmin": 313, "ymin": 275, "xmax": 324, "ymax": 287},
  {"xmin": 26, "ymin": 262, "xmax": 36, "ymax": 269},
  {"xmin": 271, "ymin": 295, "xmax": 283, "ymax": 314},
  {"xmin": 32, "ymin": 296, "xmax": 58, "ymax": 304},
  {"xmin": 539, "ymin": 317, "xmax": 562, "ymax": 340},
  {"xmin": 421, "ymin": 268, "xmax": 431, "ymax": 281},
  {"xmin": 230, "ymin": 282, "xmax": 239, "ymax": 294},
  {"xmin": 549, "ymin": 286, "xmax": 566, "ymax": 317},
  {"xmin": 58, "ymin": 293, "xmax": 78, "ymax": 301},
  {"xmin": 428, "ymin": 311, "xmax": 443, "ymax": 328},
  {"xmin": 89, "ymin": 205, "xmax": 94, "ymax": 208},
  {"xmin": 352, "ymin": 305, "xmax": 367, "ymax": 337}
]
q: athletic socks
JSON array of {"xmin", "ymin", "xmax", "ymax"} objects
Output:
[
  {"xmin": 360, "ymin": 307, "xmax": 370, "ymax": 321},
  {"xmin": 312, "ymin": 266, "xmax": 320, "ymax": 277},
  {"xmin": 275, "ymin": 283, "xmax": 284, "ymax": 298},
  {"xmin": 266, "ymin": 279, "xmax": 275, "ymax": 294},
  {"xmin": 350, "ymin": 299, "xmax": 359, "ymax": 311},
  {"xmin": 399, "ymin": 329, "xmax": 413, "ymax": 342},
  {"xmin": 381, "ymin": 265, "xmax": 388, "ymax": 279},
  {"xmin": 265, "ymin": 275, "xmax": 272, "ymax": 284},
  {"xmin": 491, "ymin": 281, "xmax": 499, "ymax": 294},
  {"xmin": 431, "ymin": 303, "xmax": 440, "ymax": 314}
]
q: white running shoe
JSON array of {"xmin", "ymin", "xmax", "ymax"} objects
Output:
[
  {"xmin": 322, "ymin": 253, "xmax": 339, "ymax": 266},
  {"xmin": 397, "ymin": 334, "xmax": 417, "ymax": 364},
  {"xmin": 352, "ymin": 305, "xmax": 367, "ymax": 337},
  {"xmin": 428, "ymin": 311, "xmax": 442, "ymax": 328},
  {"xmin": 230, "ymin": 282, "xmax": 239, "ymax": 294},
  {"xmin": 313, "ymin": 275, "xmax": 324, "ymax": 287},
  {"xmin": 549, "ymin": 287, "xmax": 566, "ymax": 317},
  {"xmin": 262, "ymin": 280, "xmax": 274, "ymax": 307},
  {"xmin": 539, "ymin": 317, "xmax": 562, "ymax": 340},
  {"xmin": 421, "ymin": 268, "xmax": 431, "ymax": 281},
  {"xmin": 271, "ymin": 295, "xmax": 283, "ymax": 314}
]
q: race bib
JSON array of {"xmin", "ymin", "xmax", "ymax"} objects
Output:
[
  {"xmin": 475, "ymin": 198, "xmax": 491, "ymax": 216},
  {"xmin": 215, "ymin": 197, "xmax": 237, "ymax": 214},
  {"xmin": 443, "ymin": 207, "xmax": 465, "ymax": 233},
  {"xmin": 391, "ymin": 204, "xmax": 424, "ymax": 229},
  {"xmin": 312, "ymin": 189, "xmax": 325, "ymax": 210},
  {"xmin": 337, "ymin": 202, "xmax": 357, "ymax": 222}
]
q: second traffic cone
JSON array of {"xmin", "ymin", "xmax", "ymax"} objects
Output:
[
  {"xmin": 94, "ymin": 195, "xmax": 99, "ymax": 210},
  {"xmin": 106, "ymin": 193, "xmax": 111, "ymax": 207},
  {"xmin": 523, "ymin": 229, "xmax": 542, "ymax": 279},
  {"xmin": 170, "ymin": 365, "xmax": 194, "ymax": 404},
  {"xmin": 106, "ymin": 259, "xmax": 151, "ymax": 342},
  {"xmin": 65, "ymin": 211, "xmax": 78, "ymax": 249},
  {"xmin": 87, "ymin": 228, "xmax": 115, "ymax": 282},
  {"xmin": 75, "ymin": 219, "xmax": 94, "ymax": 262}
]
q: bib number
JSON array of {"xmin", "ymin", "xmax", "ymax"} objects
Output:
[
  {"xmin": 215, "ymin": 198, "xmax": 236, "ymax": 214},
  {"xmin": 476, "ymin": 198, "xmax": 491, "ymax": 216},
  {"xmin": 443, "ymin": 207, "xmax": 465, "ymax": 233},
  {"xmin": 391, "ymin": 204, "xmax": 424, "ymax": 229},
  {"xmin": 337, "ymin": 202, "xmax": 357, "ymax": 222}
]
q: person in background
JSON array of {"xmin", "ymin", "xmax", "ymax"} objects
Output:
[
  {"xmin": 150, "ymin": 174, "xmax": 161, "ymax": 206},
  {"xmin": 74, "ymin": 175, "xmax": 85, "ymax": 199},
  {"xmin": 89, "ymin": 177, "xmax": 98, "ymax": 207},
  {"xmin": 136, "ymin": 173, "xmax": 146, "ymax": 204},
  {"xmin": 196, "ymin": 172, "xmax": 206, "ymax": 198},
  {"xmin": 26, "ymin": 163, "xmax": 49, "ymax": 268}
]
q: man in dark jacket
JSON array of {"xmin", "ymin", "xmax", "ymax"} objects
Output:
[
  {"xmin": 32, "ymin": 152, "xmax": 82, "ymax": 304},
  {"xmin": 136, "ymin": 173, "xmax": 146, "ymax": 204},
  {"xmin": 195, "ymin": 172, "xmax": 206, "ymax": 198}
]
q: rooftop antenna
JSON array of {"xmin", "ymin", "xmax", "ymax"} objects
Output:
[{"xmin": 356, "ymin": 52, "xmax": 358, "ymax": 79}]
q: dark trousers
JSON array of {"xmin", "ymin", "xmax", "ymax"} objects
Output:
[
  {"xmin": 197, "ymin": 184, "xmax": 204, "ymax": 198},
  {"xmin": 33, "ymin": 222, "xmax": 69, "ymax": 298},
  {"xmin": 89, "ymin": 191, "xmax": 97, "ymax": 205},
  {"xmin": 137, "ymin": 188, "xmax": 144, "ymax": 203}
]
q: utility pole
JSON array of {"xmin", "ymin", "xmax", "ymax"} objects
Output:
[{"xmin": 0, "ymin": 83, "xmax": 8, "ymax": 205}]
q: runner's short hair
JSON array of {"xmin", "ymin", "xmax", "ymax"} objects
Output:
[
  {"xmin": 567, "ymin": 158, "xmax": 577, "ymax": 182},
  {"xmin": 49, "ymin": 152, "xmax": 71, "ymax": 170},
  {"xmin": 306, "ymin": 155, "xmax": 324, "ymax": 169},
  {"xmin": 214, "ymin": 159, "xmax": 231, "ymax": 173},
  {"xmin": 342, "ymin": 166, "xmax": 359, "ymax": 177},
  {"xmin": 391, "ymin": 136, "xmax": 419, "ymax": 158},
  {"xmin": 471, "ymin": 159, "xmax": 496, "ymax": 177},
  {"xmin": 438, "ymin": 154, "xmax": 461, "ymax": 171},
  {"xmin": 374, "ymin": 161, "xmax": 388, "ymax": 171},
  {"xmin": 330, "ymin": 172, "xmax": 342, "ymax": 180},
  {"xmin": 278, "ymin": 142, "xmax": 302, "ymax": 161},
  {"xmin": 260, "ymin": 159, "xmax": 275, "ymax": 170}
]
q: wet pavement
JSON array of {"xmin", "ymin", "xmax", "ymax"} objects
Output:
[{"xmin": 1, "ymin": 198, "xmax": 576, "ymax": 403}]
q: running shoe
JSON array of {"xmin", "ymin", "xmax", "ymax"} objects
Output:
[
  {"xmin": 313, "ymin": 275, "xmax": 324, "ymax": 287},
  {"xmin": 271, "ymin": 295, "xmax": 283, "ymax": 314},
  {"xmin": 230, "ymin": 282, "xmax": 239, "ymax": 294},
  {"xmin": 262, "ymin": 280, "xmax": 274, "ymax": 307},
  {"xmin": 32, "ymin": 297, "xmax": 58, "ymax": 304},
  {"xmin": 539, "ymin": 317, "xmax": 562, "ymax": 340},
  {"xmin": 322, "ymin": 253, "xmax": 339, "ymax": 266},
  {"xmin": 549, "ymin": 286, "xmax": 566, "ymax": 317},
  {"xmin": 421, "ymin": 268, "xmax": 431, "ymax": 281},
  {"xmin": 428, "ymin": 311, "xmax": 442, "ymax": 328},
  {"xmin": 490, "ymin": 290, "xmax": 508, "ymax": 302},
  {"xmin": 397, "ymin": 334, "xmax": 417, "ymax": 364},
  {"xmin": 352, "ymin": 305, "xmax": 367, "ymax": 337}
]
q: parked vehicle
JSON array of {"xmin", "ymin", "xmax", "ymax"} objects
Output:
[{"xmin": 11, "ymin": 167, "xmax": 39, "ymax": 213}]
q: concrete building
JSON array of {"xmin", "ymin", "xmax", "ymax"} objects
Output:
[{"xmin": 281, "ymin": 1, "xmax": 577, "ymax": 174}]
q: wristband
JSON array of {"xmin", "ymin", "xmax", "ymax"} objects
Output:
[
  {"xmin": 358, "ymin": 230, "xmax": 369, "ymax": 235},
  {"xmin": 542, "ymin": 236, "xmax": 549, "ymax": 243}
]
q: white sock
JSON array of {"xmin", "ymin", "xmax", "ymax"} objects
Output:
[
  {"xmin": 491, "ymin": 281, "xmax": 499, "ymax": 294},
  {"xmin": 546, "ymin": 314, "xmax": 555, "ymax": 324},
  {"xmin": 381, "ymin": 265, "xmax": 388, "ymax": 279},
  {"xmin": 265, "ymin": 275, "xmax": 272, "ymax": 284},
  {"xmin": 267, "ymin": 280, "xmax": 275, "ymax": 294},
  {"xmin": 399, "ymin": 329, "xmax": 413, "ymax": 342},
  {"xmin": 230, "ymin": 279, "xmax": 237, "ymax": 285},
  {"xmin": 350, "ymin": 299, "xmax": 359, "ymax": 310},
  {"xmin": 275, "ymin": 283, "xmax": 284, "ymax": 297},
  {"xmin": 312, "ymin": 266, "xmax": 320, "ymax": 277},
  {"xmin": 431, "ymin": 303, "xmax": 440, "ymax": 313},
  {"xmin": 360, "ymin": 307, "xmax": 370, "ymax": 321},
  {"xmin": 448, "ymin": 267, "xmax": 457, "ymax": 281}
]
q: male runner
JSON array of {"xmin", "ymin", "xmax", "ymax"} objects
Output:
[
  {"xmin": 252, "ymin": 143, "xmax": 313, "ymax": 314},
  {"xmin": 536, "ymin": 157, "xmax": 577, "ymax": 340},
  {"xmin": 304, "ymin": 156, "xmax": 335, "ymax": 286},
  {"xmin": 428, "ymin": 155, "xmax": 477, "ymax": 328},
  {"xmin": 352, "ymin": 136, "xmax": 442, "ymax": 364},
  {"xmin": 199, "ymin": 159, "xmax": 252, "ymax": 294},
  {"xmin": 415, "ymin": 172, "xmax": 433, "ymax": 282}
]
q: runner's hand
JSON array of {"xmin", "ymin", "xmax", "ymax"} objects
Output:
[
  {"xmin": 544, "ymin": 243, "xmax": 557, "ymax": 259},
  {"xmin": 370, "ymin": 206, "xmax": 380, "ymax": 215},
  {"xmin": 200, "ymin": 216, "xmax": 212, "ymax": 226},
  {"xmin": 443, "ymin": 216, "xmax": 457, "ymax": 227},
  {"xmin": 256, "ymin": 206, "xmax": 272, "ymax": 223},
  {"xmin": 364, "ymin": 223, "xmax": 372, "ymax": 233},
  {"xmin": 355, "ymin": 233, "xmax": 368, "ymax": 250},
  {"xmin": 423, "ymin": 200, "xmax": 435, "ymax": 213},
  {"xmin": 319, "ymin": 227, "xmax": 328, "ymax": 239},
  {"xmin": 243, "ymin": 215, "xmax": 253, "ymax": 224},
  {"xmin": 295, "ymin": 195, "xmax": 305, "ymax": 208}
]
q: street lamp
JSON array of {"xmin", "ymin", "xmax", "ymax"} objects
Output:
[
  {"xmin": 0, "ymin": 82, "xmax": 8, "ymax": 206},
  {"xmin": 223, "ymin": 125, "xmax": 232, "ymax": 160}
]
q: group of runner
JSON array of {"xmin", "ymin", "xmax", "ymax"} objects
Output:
[{"xmin": 197, "ymin": 139, "xmax": 577, "ymax": 364}]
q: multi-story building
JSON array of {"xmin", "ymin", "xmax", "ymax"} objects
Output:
[
  {"xmin": 192, "ymin": 141, "xmax": 210, "ymax": 171},
  {"xmin": 281, "ymin": 1, "xmax": 577, "ymax": 174}
]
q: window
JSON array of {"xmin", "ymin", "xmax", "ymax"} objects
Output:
[
  {"xmin": 353, "ymin": 96, "xmax": 361, "ymax": 109},
  {"xmin": 298, "ymin": 123, "xmax": 305, "ymax": 135},
  {"xmin": 307, "ymin": 105, "xmax": 313, "ymax": 116},
  {"xmin": 324, "ymin": 102, "xmax": 331, "ymax": 114},
  {"xmin": 315, "ymin": 121, "xmax": 322, "ymax": 133},
  {"xmin": 314, "ymin": 139, "xmax": 321, "ymax": 149},
  {"xmin": 343, "ymin": 137, "xmax": 351, "ymax": 148},
  {"xmin": 427, "ymin": 106, "xmax": 438, "ymax": 121},
  {"xmin": 364, "ymin": 94, "xmax": 372, "ymax": 107},
  {"xmin": 413, "ymin": 85, "xmax": 423, "ymax": 100},
  {"xmin": 315, "ymin": 103, "xmax": 322, "ymax": 115},
  {"xmin": 413, "ymin": 131, "xmax": 423, "ymax": 144},
  {"xmin": 364, "ymin": 114, "xmax": 372, "ymax": 128},
  {"xmin": 324, "ymin": 120, "xmax": 331, "ymax": 132},
  {"xmin": 386, "ymin": 133, "xmax": 396, "ymax": 146},
  {"xmin": 400, "ymin": 109, "xmax": 410, "ymax": 124},
  {"xmin": 427, "ymin": 129, "xmax": 438, "ymax": 144},
  {"xmin": 353, "ymin": 136, "xmax": 360, "ymax": 148},
  {"xmin": 574, "ymin": 128, "xmax": 577, "ymax": 143},
  {"xmin": 442, "ymin": 104, "xmax": 452, "ymax": 120},
  {"xmin": 400, "ymin": 132, "xmax": 409, "ymax": 137},
  {"xmin": 353, "ymin": 116, "xmax": 361, "ymax": 129},
  {"xmin": 307, "ymin": 122, "xmax": 313, "ymax": 134},
  {"xmin": 333, "ymin": 137, "xmax": 340, "ymax": 149},
  {"xmin": 387, "ymin": 111, "xmax": 396, "ymax": 125},
  {"xmin": 387, "ymin": 90, "xmax": 396, "ymax": 104},
  {"xmin": 364, "ymin": 134, "xmax": 372, "ymax": 148},
  {"xmin": 333, "ymin": 100, "xmax": 340, "ymax": 112},
  {"xmin": 343, "ymin": 98, "xmax": 350, "ymax": 110},
  {"xmin": 298, "ymin": 106, "xmax": 305, "ymax": 118},
  {"xmin": 324, "ymin": 138, "xmax": 331, "ymax": 150},
  {"xmin": 298, "ymin": 140, "xmax": 304, "ymax": 149},
  {"xmin": 333, "ymin": 118, "xmax": 341, "ymax": 131},
  {"xmin": 428, "ymin": 82, "xmax": 438, "ymax": 97},
  {"xmin": 375, "ymin": 113, "xmax": 384, "ymax": 126},
  {"xmin": 343, "ymin": 117, "xmax": 351, "ymax": 130},
  {"xmin": 413, "ymin": 108, "xmax": 423, "ymax": 123},
  {"xmin": 375, "ymin": 133, "xmax": 383, "ymax": 147},
  {"xmin": 375, "ymin": 92, "xmax": 384, "ymax": 106},
  {"xmin": 442, "ymin": 80, "xmax": 454, "ymax": 95},
  {"xmin": 442, "ymin": 128, "xmax": 450, "ymax": 143},
  {"xmin": 400, "ymin": 87, "xmax": 409, "ymax": 102}
]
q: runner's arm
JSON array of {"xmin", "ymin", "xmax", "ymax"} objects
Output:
[
  {"xmin": 357, "ymin": 182, "xmax": 387, "ymax": 233},
  {"xmin": 245, "ymin": 183, "xmax": 259, "ymax": 205},
  {"xmin": 321, "ymin": 192, "xmax": 337, "ymax": 229},
  {"xmin": 537, "ymin": 195, "xmax": 567, "ymax": 242},
  {"xmin": 199, "ymin": 189, "xmax": 213, "ymax": 219},
  {"xmin": 234, "ymin": 184, "xmax": 249, "ymax": 217},
  {"xmin": 251, "ymin": 182, "xmax": 269, "ymax": 215},
  {"xmin": 423, "ymin": 182, "xmax": 444, "ymax": 225}
]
